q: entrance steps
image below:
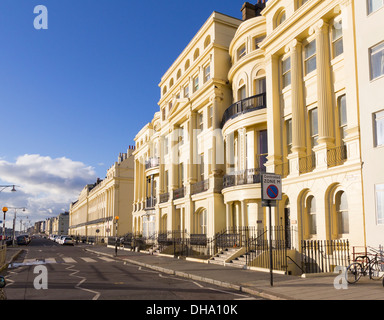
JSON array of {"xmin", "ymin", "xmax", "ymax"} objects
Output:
[{"xmin": 209, "ymin": 247, "xmax": 245, "ymax": 266}]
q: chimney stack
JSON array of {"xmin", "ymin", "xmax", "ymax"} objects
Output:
[{"xmin": 241, "ymin": 1, "xmax": 266, "ymax": 21}]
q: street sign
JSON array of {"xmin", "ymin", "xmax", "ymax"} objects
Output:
[{"xmin": 261, "ymin": 173, "xmax": 282, "ymax": 201}]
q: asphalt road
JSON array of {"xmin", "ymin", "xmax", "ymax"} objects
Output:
[{"xmin": 2, "ymin": 237, "xmax": 264, "ymax": 301}]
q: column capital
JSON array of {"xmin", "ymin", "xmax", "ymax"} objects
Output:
[
  {"xmin": 284, "ymin": 39, "xmax": 302, "ymax": 54},
  {"xmin": 309, "ymin": 19, "xmax": 329, "ymax": 36}
]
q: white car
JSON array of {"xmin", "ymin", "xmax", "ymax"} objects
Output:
[
  {"xmin": 62, "ymin": 237, "xmax": 74, "ymax": 246},
  {"xmin": 58, "ymin": 235, "xmax": 68, "ymax": 244}
]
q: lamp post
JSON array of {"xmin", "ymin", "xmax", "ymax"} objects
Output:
[
  {"xmin": 7, "ymin": 207, "xmax": 27, "ymax": 246},
  {"xmin": 114, "ymin": 216, "xmax": 119, "ymax": 256},
  {"xmin": 2, "ymin": 207, "xmax": 8, "ymax": 246},
  {"xmin": 0, "ymin": 185, "xmax": 17, "ymax": 245}
]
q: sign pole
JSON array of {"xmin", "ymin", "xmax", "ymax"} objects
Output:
[
  {"xmin": 268, "ymin": 200, "xmax": 273, "ymax": 287},
  {"xmin": 261, "ymin": 174, "xmax": 282, "ymax": 287}
]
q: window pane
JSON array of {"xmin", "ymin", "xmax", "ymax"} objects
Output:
[
  {"xmin": 282, "ymin": 57, "xmax": 291, "ymax": 73},
  {"xmin": 368, "ymin": 0, "xmax": 384, "ymax": 14},
  {"xmin": 311, "ymin": 109, "xmax": 318, "ymax": 135},
  {"xmin": 305, "ymin": 41, "xmax": 316, "ymax": 59},
  {"xmin": 375, "ymin": 111, "xmax": 384, "ymax": 146},
  {"xmin": 339, "ymin": 95, "xmax": 347, "ymax": 126},
  {"xmin": 377, "ymin": 185, "xmax": 384, "ymax": 225},
  {"xmin": 306, "ymin": 56, "xmax": 317, "ymax": 74},
  {"xmin": 370, "ymin": 42, "xmax": 384, "ymax": 79},
  {"xmin": 334, "ymin": 38, "xmax": 344, "ymax": 57}
]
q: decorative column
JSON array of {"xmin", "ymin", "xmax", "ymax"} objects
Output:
[
  {"xmin": 286, "ymin": 39, "xmax": 306, "ymax": 176},
  {"xmin": 188, "ymin": 112, "xmax": 197, "ymax": 184},
  {"xmin": 309, "ymin": 19, "xmax": 335, "ymax": 169},
  {"xmin": 210, "ymin": 93, "xmax": 224, "ymax": 177},
  {"xmin": 265, "ymin": 54, "xmax": 282, "ymax": 173}
]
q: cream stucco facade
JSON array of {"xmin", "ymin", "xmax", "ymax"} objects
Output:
[
  {"xmin": 69, "ymin": 149, "xmax": 135, "ymax": 239},
  {"xmin": 355, "ymin": 0, "xmax": 384, "ymax": 248},
  {"xmin": 131, "ymin": 0, "xmax": 384, "ymax": 257}
]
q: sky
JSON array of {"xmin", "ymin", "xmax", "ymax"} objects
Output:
[{"xmin": 0, "ymin": 0, "xmax": 245, "ymax": 228}]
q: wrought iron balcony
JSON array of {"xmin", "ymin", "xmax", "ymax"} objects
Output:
[
  {"xmin": 327, "ymin": 145, "xmax": 347, "ymax": 168},
  {"xmin": 159, "ymin": 192, "xmax": 169, "ymax": 204},
  {"xmin": 223, "ymin": 167, "xmax": 265, "ymax": 189},
  {"xmin": 173, "ymin": 187, "xmax": 185, "ymax": 200},
  {"xmin": 221, "ymin": 93, "xmax": 266, "ymax": 128},
  {"xmin": 145, "ymin": 157, "xmax": 160, "ymax": 170},
  {"xmin": 145, "ymin": 197, "xmax": 157, "ymax": 209},
  {"xmin": 191, "ymin": 179, "xmax": 209, "ymax": 195}
]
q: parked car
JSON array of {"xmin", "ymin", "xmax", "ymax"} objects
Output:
[
  {"xmin": 57, "ymin": 235, "xmax": 68, "ymax": 244},
  {"xmin": 16, "ymin": 235, "xmax": 27, "ymax": 245},
  {"xmin": 62, "ymin": 237, "xmax": 74, "ymax": 246}
]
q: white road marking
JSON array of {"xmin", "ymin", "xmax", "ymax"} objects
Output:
[
  {"xmin": 97, "ymin": 256, "xmax": 115, "ymax": 262},
  {"xmin": 65, "ymin": 264, "xmax": 100, "ymax": 300},
  {"xmin": 80, "ymin": 257, "xmax": 97, "ymax": 263},
  {"xmin": 62, "ymin": 257, "xmax": 77, "ymax": 263}
]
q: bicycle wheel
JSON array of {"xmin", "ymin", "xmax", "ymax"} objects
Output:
[
  {"xmin": 369, "ymin": 260, "xmax": 383, "ymax": 280},
  {"xmin": 346, "ymin": 262, "xmax": 363, "ymax": 284}
]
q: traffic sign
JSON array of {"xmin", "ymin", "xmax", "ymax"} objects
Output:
[{"xmin": 261, "ymin": 173, "xmax": 282, "ymax": 201}]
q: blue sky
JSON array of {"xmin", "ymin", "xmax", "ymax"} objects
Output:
[{"xmin": 0, "ymin": 0, "xmax": 244, "ymax": 226}]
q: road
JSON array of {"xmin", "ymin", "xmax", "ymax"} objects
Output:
[{"xmin": 1, "ymin": 237, "xmax": 265, "ymax": 301}]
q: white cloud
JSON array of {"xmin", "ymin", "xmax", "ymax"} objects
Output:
[{"xmin": 0, "ymin": 154, "xmax": 97, "ymax": 228}]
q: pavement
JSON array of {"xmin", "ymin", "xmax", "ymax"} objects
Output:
[{"xmin": 2, "ymin": 244, "xmax": 384, "ymax": 300}]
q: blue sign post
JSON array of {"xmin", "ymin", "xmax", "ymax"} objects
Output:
[{"xmin": 261, "ymin": 174, "xmax": 282, "ymax": 287}]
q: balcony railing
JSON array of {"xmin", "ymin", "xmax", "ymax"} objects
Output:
[
  {"xmin": 159, "ymin": 192, "xmax": 169, "ymax": 204},
  {"xmin": 145, "ymin": 157, "xmax": 160, "ymax": 170},
  {"xmin": 145, "ymin": 197, "xmax": 157, "ymax": 209},
  {"xmin": 173, "ymin": 187, "xmax": 185, "ymax": 200},
  {"xmin": 191, "ymin": 179, "xmax": 209, "ymax": 195},
  {"xmin": 327, "ymin": 145, "xmax": 347, "ymax": 168},
  {"xmin": 221, "ymin": 93, "xmax": 266, "ymax": 128},
  {"xmin": 223, "ymin": 167, "xmax": 265, "ymax": 189}
]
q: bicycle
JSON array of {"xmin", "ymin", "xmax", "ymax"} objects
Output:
[{"xmin": 346, "ymin": 253, "xmax": 384, "ymax": 284}]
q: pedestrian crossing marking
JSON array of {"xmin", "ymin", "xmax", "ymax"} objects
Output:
[
  {"xmin": 11, "ymin": 256, "xmax": 114, "ymax": 268},
  {"xmin": 80, "ymin": 257, "xmax": 97, "ymax": 263},
  {"xmin": 98, "ymin": 256, "xmax": 115, "ymax": 262}
]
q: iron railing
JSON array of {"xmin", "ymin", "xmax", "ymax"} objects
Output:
[
  {"xmin": 223, "ymin": 168, "xmax": 265, "ymax": 188},
  {"xmin": 221, "ymin": 93, "xmax": 266, "ymax": 128},
  {"xmin": 159, "ymin": 192, "xmax": 169, "ymax": 204},
  {"xmin": 145, "ymin": 197, "xmax": 157, "ymax": 209},
  {"xmin": 145, "ymin": 157, "xmax": 160, "ymax": 170},
  {"xmin": 301, "ymin": 239, "xmax": 350, "ymax": 273},
  {"xmin": 191, "ymin": 180, "xmax": 209, "ymax": 195},
  {"xmin": 298, "ymin": 153, "xmax": 316, "ymax": 174},
  {"xmin": 173, "ymin": 187, "xmax": 185, "ymax": 200},
  {"xmin": 327, "ymin": 145, "xmax": 347, "ymax": 168}
]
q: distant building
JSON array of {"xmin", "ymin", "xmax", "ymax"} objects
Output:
[{"xmin": 69, "ymin": 148, "xmax": 135, "ymax": 239}]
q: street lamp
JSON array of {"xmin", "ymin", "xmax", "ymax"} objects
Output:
[
  {"xmin": 2, "ymin": 207, "xmax": 8, "ymax": 246},
  {"xmin": 7, "ymin": 207, "xmax": 27, "ymax": 246},
  {"xmin": 0, "ymin": 185, "xmax": 17, "ymax": 193}
]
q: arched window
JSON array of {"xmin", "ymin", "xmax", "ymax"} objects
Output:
[
  {"xmin": 254, "ymin": 69, "xmax": 266, "ymax": 95},
  {"xmin": 307, "ymin": 196, "xmax": 316, "ymax": 235},
  {"xmin": 198, "ymin": 209, "xmax": 207, "ymax": 234},
  {"xmin": 336, "ymin": 191, "xmax": 349, "ymax": 234},
  {"xmin": 162, "ymin": 86, "xmax": 167, "ymax": 95},
  {"xmin": 169, "ymin": 78, "xmax": 174, "ymax": 88},
  {"xmin": 177, "ymin": 69, "xmax": 182, "ymax": 80}
]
